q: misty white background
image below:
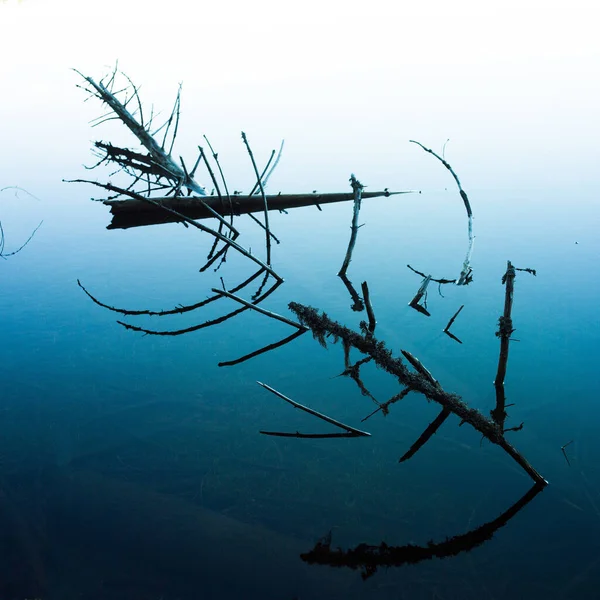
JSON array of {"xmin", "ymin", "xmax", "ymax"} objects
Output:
[{"xmin": 1, "ymin": 0, "xmax": 598, "ymax": 196}]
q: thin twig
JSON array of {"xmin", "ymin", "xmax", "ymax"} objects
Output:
[
  {"xmin": 410, "ymin": 140, "xmax": 472, "ymax": 218},
  {"xmin": 117, "ymin": 278, "xmax": 284, "ymax": 337},
  {"xmin": 444, "ymin": 304, "xmax": 465, "ymax": 343},
  {"xmin": 361, "ymin": 388, "xmax": 412, "ymax": 422},
  {"xmin": 259, "ymin": 431, "xmax": 364, "ymax": 439},
  {"xmin": 407, "ymin": 264, "xmax": 456, "ymax": 285},
  {"xmin": 0, "ymin": 220, "xmax": 43, "ymax": 258},
  {"xmin": 561, "ymin": 440, "xmax": 573, "ymax": 467},
  {"xmin": 492, "ymin": 261, "xmax": 515, "ymax": 428},
  {"xmin": 257, "ymin": 381, "xmax": 371, "ymax": 437},
  {"xmin": 339, "ymin": 273, "xmax": 364, "ymax": 312},
  {"xmin": 361, "ymin": 281, "xmax": 376, "ymax": 334},
  {"xmin": 211, "ymin": 288, "xmax": 306, "ymax": 330},
  {"xmin": 241, "ymin": 132, "xmax": 272, "ymax": 266},
  {"xmin": 67, "ymin": 179, "xmax": 281, "ymax": 281},
  {"xmin": 401, "ymin": 349, "xmax": 440, "ymax": 388},
  {"xmin": 76, "ymin": 268, "xmax": 264, "ymax": 317},
  {"xmin": 218, "ymin": 328, "xmax": 306, "ymax": 367},
  {"xmin": 399, "ymin": 408, "xmax": 451, "ymax": 462}
]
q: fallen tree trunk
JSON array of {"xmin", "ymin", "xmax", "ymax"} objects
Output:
[
  {"xmin": 289, "ymin": 302, "xmax": 547, "ymax": 486},
  {"xmin": 104, "ymin": 190, "xmax": 409, "ymax": 229}
]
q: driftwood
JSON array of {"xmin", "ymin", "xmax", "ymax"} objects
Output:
[
  {"xmin": 289, "ymin": 302, "xmax": 547, "ymax": 486},
  {"xmin": 103, "ymin": 189, "xmax": 405, "ymax": 230}
]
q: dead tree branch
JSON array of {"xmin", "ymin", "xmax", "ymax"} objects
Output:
[
  {"xmin": 241, "ymin": 132, "xmax": 273, "ymax": 266},
  {"xmin": 289, "ymin": 302, "xmax": 547, "ymax": 486},
  {"xmin": 218, "ymin": 328, "xmax": 306, "ymax": 367},
  {"xmin": 76, "ymin": 268, "xmax": 265, "ymax": 318},
  {"xmin": 117, "ymin": 277, "xmax": 283, "ymax": 337},
  {"xmin": 409, "ymin": 140, "xmax": 472, "ymax": 218},
  {"xmin": 339, "ymin": 273, "xmax": 365, "ymax": 312},
  {"xmin": 338, "ymin": 174, "xmax": 364, "ymax": 277},
  {"xmin": 75, "ymin": 69, "xmax": 206, "ymax": 196},
  {"xmin": 0, "ymin": 187, "xmax": 43, "ymax": 259},
  {"xmin": 257, "ymin": 381, "xmax": 371, "ymax": 437},
  {"xmin": 211, "ymin": 288, "xmax": 306, "ymax": 330},
  {"xmin": 444, "ymin": 304, "xmax": 465, "ymax": 344},
  {"xmin": 361, "ymin": 281, "xmax": 377, "ymax": 334},
  {"xmin": 491, "ymin": 261, "xmax": 535, "ymax": 431},
  {"xmin": 68, "ymin": 179, "xmax": 282, "ymax": 282},
  {"xmin": 409, "ymin": 140, "xmax": 474, "ymax": 286},
  {"xmin": 399, "ymin": 408, "xmax": 451, "ymax": 462},
  {"xmin": 104, "ymin": 189, "xmax": 407, "ymax": 230}
]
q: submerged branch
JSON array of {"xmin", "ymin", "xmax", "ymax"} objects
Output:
[
  {"xmin": 409, "ymin": 275, "xmax": 432, "ymax": 316},
  {"xmin": 443, "ymin": 304, "xmax": 465, "ymax": 344},
  {"xmin": 339, "ymin": 273, "xmax": 365, "ymax": 312},
  {"xmin": 338, "ymin": 174, "xmax": 364, "ymax": 277},
  {"xmin": 218, "ymin": 328, "xmax": 306, "ymax": 367},
  {"xmin": 257, "ymin": 382, "xmax": 371, "ymax": 437},
  {"xmin": 69, "ymin": 179, "xmax": 282, "ymax": 282},
  {"xmin": 410, "ymin": 140, "xmax": 472, "ymax": 218},
  {"xmin": 361, "ymin": 281, "xmax": 376, "ymax": 334},
  {"xmin": 492, "ymin": 260, "xmax": 515, "ymax": 428},
  {"xmin": 241, "ymin": 132, "xmax": 272, "ymax": 266},
  {"xmin": 117, "ymin": 278, "xmax": 283, "ymax": 337},
  {"xmin": 104, "ymin": 189, "xmax": 407, "ymax": 230},
  {"xmin": 212, "ymin": 288, "xmax": 306, "ymax": 330},
  {"xmin": 399, "ymin": 408, "xmax": 451, "ymax": 462},
  {"xmin": 76, "ymin": 268, "xmax": 265, "ymax": 318},
  {"xmin": 75, "ymin": 69, "xmax": 206, "ymax": 196},
  {"xmin": 289, "ymin": 302, "xmax": 547, "ymax": 485}
]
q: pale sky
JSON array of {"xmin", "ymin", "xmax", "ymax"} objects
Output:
[{"xmin": 1, "ymin": 0, "xmax": 599, "ymax": 193}]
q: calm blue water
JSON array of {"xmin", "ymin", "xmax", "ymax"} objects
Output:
[{"xmin": 1, "ymin": 178, "xmax": 599, "ymax": 599}]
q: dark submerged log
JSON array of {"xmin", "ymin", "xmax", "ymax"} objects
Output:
[
  {"xmin": 104, "ymin": 190, "xmax": 409, "ymax": 229},
  {"xmin": 289, "ymin": 302, "xmax": 547, "ymax": 486}
]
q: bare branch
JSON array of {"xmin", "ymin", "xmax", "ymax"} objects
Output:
[{"xmin": 257, "ymin": 382, "xmax": 371, "ymax": 437}]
